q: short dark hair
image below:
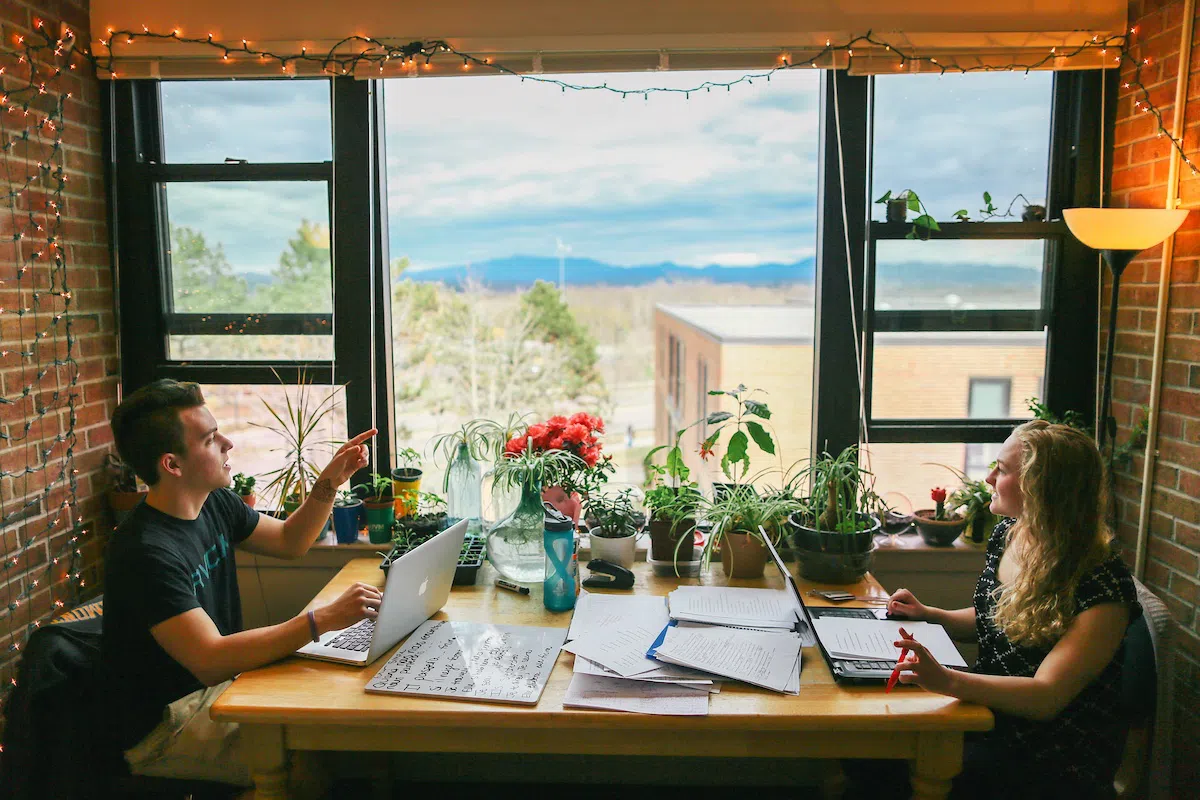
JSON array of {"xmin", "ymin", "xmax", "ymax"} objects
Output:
[{"xmin": 110, "ymin": 379, "xmax": 206, "ymax": 486}]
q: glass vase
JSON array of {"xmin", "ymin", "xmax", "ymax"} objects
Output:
[
  {"xmin": 445, "ymin": 441, "xmax": 483, "ymax": 535},
  {"xmin": 487, "ymin": 479, "xmax": 545, "ymax": 584}
]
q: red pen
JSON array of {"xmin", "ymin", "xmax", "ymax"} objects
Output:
[{"xmin": 886, "ymin": 627, "xmax": 914, "ymax": 693}]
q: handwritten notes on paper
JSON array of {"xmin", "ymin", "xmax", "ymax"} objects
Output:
[
  {"xmin": 652, "ymin": 624, "xmax": 802, "ymax": 694},
  {"xmin": 366, "ymin": 620, "xmax": 567, "ymax": 705},
  {"xmin": 668, "ymin": 586, "xmax": 800, "ymax": 629},
  {"xmin": 811, "ymin": 618, "xmax": 968, "ymax": 667}
]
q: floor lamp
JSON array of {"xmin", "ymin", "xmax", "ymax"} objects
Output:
[{"xmin": 1062, "ymin": 208, "xmax": 1189, "ymax": 450}]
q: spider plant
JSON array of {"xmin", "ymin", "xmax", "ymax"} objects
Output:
[
  {"xmin": 250, "ymin": 368, "xmax": 339, "ymax": 510},
  {"xmin": 685, "ymin": 483, "xmax": 801, "ymax": 572},
  {"xmin": 789, "ymin": 445, "xmax": 881, "ymax": 533}
]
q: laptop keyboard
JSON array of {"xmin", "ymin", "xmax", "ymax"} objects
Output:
[{"xmin": 326, "ymin": 618, "xmax": 375, "ymax": 652}]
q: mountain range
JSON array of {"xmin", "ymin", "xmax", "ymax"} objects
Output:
[
  {"xmin": 390, "ymin": 254, "xmax": 1042, "ymax": 289},
  {"xmin": 233, "ymin": 254, "xmax": 1043, "ymax": 290}
]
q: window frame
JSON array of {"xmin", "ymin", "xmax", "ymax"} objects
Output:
[
  {"xmin": 107, "ymin": 77, "xmax": 395, "ymax": 474},
  {"xmin": 108, "ymin": 69, "xmax": 1105, "ymax": 491}
]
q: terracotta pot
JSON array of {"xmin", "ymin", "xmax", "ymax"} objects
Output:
[
  {"xmin": 719, "ymin": 530, "xmax": 769, "ymax": 579},
  {"xmin": 913, "ymin": 510, "xmax": 968, "ymax": 546},
  {"xmin": 542, "ymin": 485, "xmax": 582, "ymax": 524},
  {"xmin": 238, "ymin": 492, "xmax": 256, "ymax": 509},
  {"xmin": 649, "ymin": 515, "xmax": 696, "ymax": 562}
]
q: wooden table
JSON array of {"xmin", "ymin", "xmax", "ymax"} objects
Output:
[{"xmin": 212, "ymin": 559, "xmax": 992, "ymax": 799}]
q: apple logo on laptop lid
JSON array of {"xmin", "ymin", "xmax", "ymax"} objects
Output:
[{"xmin": 418, "ymin": 579, "xmax": 428, "ymax": 596}]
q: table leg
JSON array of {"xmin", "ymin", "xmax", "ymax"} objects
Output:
[
  {"xmin": 909, "ymin": 732, "xmax": 963, "ymax": 800},
  {"xmin": 241, "ymin": 724, "xmax": 289, "ymax": 800}
]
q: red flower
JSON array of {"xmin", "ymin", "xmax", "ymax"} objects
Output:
[
  {"xmin": 527, "ymin": 423, "xmax": 551, "ymax": 449},
  {"xmin": 569, "ymin": 412, "xmax": 592, "ymax": 429},
  {"xmin": 580, "ymin": 446, "xmax": 599, "ymax": 467},
  {"xmin": 504, "ymin": 435, "xmax": 528, "ymax": 456},
  {"xmin": 699, "ymin": 442, "xmax": 715, "ymax": 461},
  {"xmin": 590, "ymin": 414, "xmax": 605, "ymax": 433},
  {"xmin": 548, "ymin": 435, "xmax": 565, "ymax": 450},
  {"xmin": 563, "ymin": 423, "xmax": 589, "ymax": 445},
  {"xmin": 547, "ymin": 415, "xmax": 569, "ymax": 430},
  {"xmin": 931, "ymin": 487, "xmax": 947, "ymax": 504}
]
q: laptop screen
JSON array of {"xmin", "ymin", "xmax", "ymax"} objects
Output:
[{"xmin": 760, "ymin": 528, "xmax": 815, "ymax": 630}]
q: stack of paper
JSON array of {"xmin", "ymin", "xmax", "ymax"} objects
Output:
[
  {"xmin": 561, "ymin": 593, "xmax": 719, "ymax": 716},
  {"xmin": 649, "ymin": 623, "xmax": 803, "ymax": 694},
  {"xmin": 667, "ymin": 586, "xmax": 800, "ymax": 629},
  {"xmin": 811, "ymin": 618, "xmax": 968, "ymax": 668},
  {"xmin": 563, "ymin": 674, "xmax": 709, "ymax": 716}
]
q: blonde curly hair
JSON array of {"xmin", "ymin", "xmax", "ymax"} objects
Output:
[{"xmin": 991, "ymin": 420, "xmax": 1113, "ymax": 648}]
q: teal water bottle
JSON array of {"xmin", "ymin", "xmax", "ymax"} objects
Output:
[{"xmin": 543, "ymin": 502, "xmax": 576, "ymax": 612}]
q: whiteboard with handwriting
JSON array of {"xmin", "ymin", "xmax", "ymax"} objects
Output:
[{"xmin": 366, "ymin": 620, "xmax": 567, "ymax": 705}]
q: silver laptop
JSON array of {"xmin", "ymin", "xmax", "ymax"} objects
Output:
[
  {"xmin": 297, "ymin": 519, "xmax": 468, "ymax": 666},
  {"xmin": 760, "ymin": 529, "xmax": 895, "ymax": 684}
]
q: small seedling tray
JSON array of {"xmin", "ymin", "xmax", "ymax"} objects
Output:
[{"xmin": 379, "ymin": 534, "xmax": 486, "ymax": 585}]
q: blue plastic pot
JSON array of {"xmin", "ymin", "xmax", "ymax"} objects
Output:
[{"xmin": 332, "ymin": 500, "xmax": 364, "ymax": 544}]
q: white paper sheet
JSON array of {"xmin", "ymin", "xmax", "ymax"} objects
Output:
[
  {"xmin": 563, "ymin": 673, "xmax": 710, "ymax": 716},
  {"xmin": 561, "ymin": 623, "xmax": 664, "ymax": 677},
  {"xmin": 567, "ymin": 592, "xmax": 670, "ymax": 641},
  {"xmin": 811, "ymin": 618, "xmax": 968, "ymax": 668},
  {"xmin": 573, "ymin": 655, "xmax": 720, "ymax": 692},
  {"xmin": 651, "ymin": 624, "xmax": 802, "ymax": 694},
  {"xmin": 668, "ymin": 586, "xmax": 799, "ymax": 629}
]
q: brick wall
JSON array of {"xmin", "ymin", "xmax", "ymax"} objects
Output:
[
  {"xmin": 0, "ymin": 0, "xmax": 116, "ymax": 700},
  {"xmin": 1110, "ymin": 0, "xmax": 1200, "ymax": 793}
]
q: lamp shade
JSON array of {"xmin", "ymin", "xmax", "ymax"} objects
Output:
[{"xmin": 1063, "ymin": 208, "xmax": 1190, "ymax": 251}]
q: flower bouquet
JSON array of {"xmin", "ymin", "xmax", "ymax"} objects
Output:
[{"xmin": 503, "ymin": 412, "xmax": 614, "ymax": 522}]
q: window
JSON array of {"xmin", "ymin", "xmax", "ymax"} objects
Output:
[
  {"xmin": 383, "ymin": 70, "xmax": 819, "ymax": 488},
  {"xmin": 965, "ymin": 378, "xmax": 1011, "ymax": 477},
  {"xmin": 696, "ymin": 356, "xmax": 709, "ymax": 449},
  {"xmin": 153, "ymin": 80, "xmax": 335, "ymax": 363}
]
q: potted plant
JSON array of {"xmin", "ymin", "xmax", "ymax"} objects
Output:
[
  {"xmin": 332, "ymin": 489, "xmax": 363, "ymax": 545},
  {"xmin": 875, "ymin": 189, "xmax": 940, "ymax": 239},
  {"xmin": 391, "ymin": 446, "xmax": 423, "ymax": 517},
  {"xmin": 692, "ymin": 482, "xmax": 800, "ymax": 579},
  {"xmin": 232, "ymin": 472, "xmax": 256, "ymax": 509},
  {"xmin": 692, "ymin": 385, "xmax": 779, "ymax": 498},
  {"xmin": 642, "ymin": 438, "xmax": 701, "ymax": 567},
  {"xmin": 951, "ymin": 478, "xmax": 996, "ymax": 544},
  {"xmin": 356, "ymin": 472, "xmax": 396, "ymax": 545},
  {"xmin": 488, "ymin": 445, "xmax": 587, "ymax": 584},
  {"xmin": 786, "ymin": 445, "xmax": 883, "ymax": 584},
  {"xmin": 913, "ymin": 487, "xmax": 968, "ymax": 546},
  {"xmin": 105, "ymin": 453, "xmax": 146, "ymax": 524},
  {"xmin": 430, "ymin": 422, "xmax": 491, "ymax": 532},
  {"xmin": 251, "ymin": 369, "xmax": 338, "ymax": 522},
  {"xmin": 503, "ymin": 412, "xmax": 614, "ymax": 523},
  {"xmin": 475, "ymin": 412, "xmax": 534, "ymax": 525},
  {"xmin": 584, "ymin": 488, "xmax": 642, "ymax": 570},
  {"xmin": 395, "ymin": 491, "xmax": 449, "ymax": 543}
]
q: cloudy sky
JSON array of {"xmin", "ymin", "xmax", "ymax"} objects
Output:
[{"xmin": 159, "ymin": 69, "xmax": 1052, "ymax": 276}]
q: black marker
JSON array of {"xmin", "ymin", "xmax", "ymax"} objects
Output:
[{"xmin": 495, "ymin": 578, "xmax": 530, "ymax": 595}]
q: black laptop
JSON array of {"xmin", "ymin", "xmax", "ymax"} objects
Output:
[{"xmin": 761, "ymin": 533, "xmax": 897, "ymax": 684}]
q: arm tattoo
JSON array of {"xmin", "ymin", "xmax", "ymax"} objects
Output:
[{"xmin": 311, "ymin": 479, "xmax": 337, "ymax": 504}]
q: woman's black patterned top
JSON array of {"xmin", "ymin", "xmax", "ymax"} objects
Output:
[{"xmin": 971, "ymin": 517, "xmax": 1141, "ymax": 792}]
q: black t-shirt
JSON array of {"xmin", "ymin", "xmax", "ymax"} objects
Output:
[
  {"xmin": 972, "ymin": 517, "xmax": 1140, "ymax": 794},
  {"xmin": 101, "ymin": 488, "xmax": 259, "ymax": 749}
]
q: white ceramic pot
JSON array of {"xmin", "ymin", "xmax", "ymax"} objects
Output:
[{"xmin": 589, "ymin": 528, "xmax": 637, "ymax": 569}]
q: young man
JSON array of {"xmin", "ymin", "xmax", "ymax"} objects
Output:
[{"xmin": 102, "ymin": 379, "xmax": 380, "ymax": 791}]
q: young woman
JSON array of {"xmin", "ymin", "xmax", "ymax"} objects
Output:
[{"xmin": 886, "ymin": 420, "xmax": 1140, "ymax": 799}]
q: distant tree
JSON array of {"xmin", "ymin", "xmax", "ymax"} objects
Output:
[
  {"xmin": 169, "ymin": 225, "xmax": 249, "ymax": 312},
  {"xmin": 254, "ymin": 220, "xmax": 332, "ymax": 312},
  {"xmin": 390, "ymin": 276, "xmax": 604, "ymax": 419},
  {"xmin": 520, "ymin": 280, "xmax": 603, "ymax": 396}
]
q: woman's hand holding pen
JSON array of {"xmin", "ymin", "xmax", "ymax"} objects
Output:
[{"xmin": 893, "ymin": 629, "xmax": 956, "ymax": 696}]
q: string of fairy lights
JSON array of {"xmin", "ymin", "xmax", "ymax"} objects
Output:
[
  {"xmin": 0, "ymin": 18, "xmax": 84, "ymax": 676},
  {"xmin": 1, "ymin": 16, "xmax": 1195, "ymax": 690},
  {"xmin": 89, "ymin": 25, "xmax": 1198, "ymax": 176}
]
